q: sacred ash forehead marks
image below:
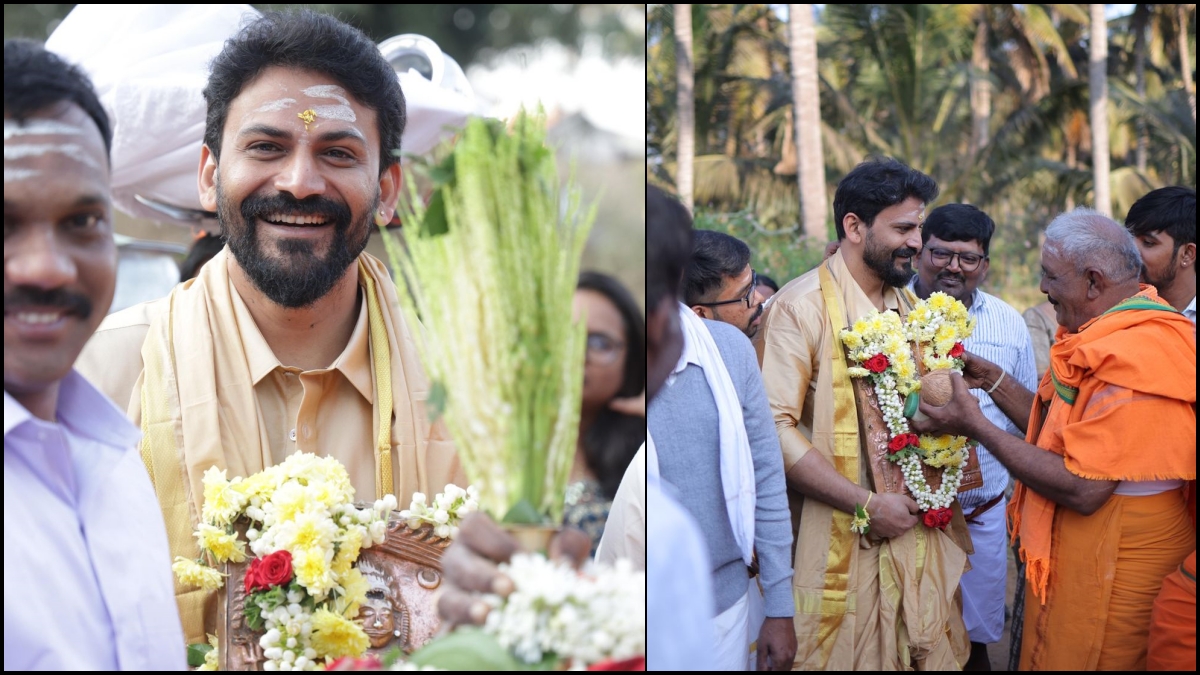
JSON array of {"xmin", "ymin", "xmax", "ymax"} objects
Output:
[
  {"xmin": 4, "ymin": 119, "xmax": 98, "ymax": 184},
  {"xmin": 251, "ymin": 84, "xmax": 358, "ymax": 132}
]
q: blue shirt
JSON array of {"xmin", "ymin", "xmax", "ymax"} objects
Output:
[
  {"xmin": 4, "ymin": 371, "xmax": 186, "ymax": 671},
  {"xmin": 909, "ymin": 284, "xmax": 1039, "ymax": 509}
]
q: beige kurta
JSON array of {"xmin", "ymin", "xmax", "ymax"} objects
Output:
[
  {"xmin": 76, "ymin": 248, "xmax": 463, "ymax": 645},
  {"xmin": 756, "ymin": 251, "xmax": 969, "ymax": 670}
]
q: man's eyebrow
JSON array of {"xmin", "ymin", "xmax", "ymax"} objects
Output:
[
  {"xmin": 237, "ymin": 124, "xmax": 291, "ymax": 140},
  {"xmin": 316, "ymin": 129, "xmax": 367, "ymax": 145},
  {"xmin": 236, "ymin": 124, "xmax": 366, "ymax": 145},
  {"xmin": 69, "ymin": 194, "xmax": 109, "ymax": 209}
]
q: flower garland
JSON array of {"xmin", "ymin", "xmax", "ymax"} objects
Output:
[
  {"xmin": 839, "ymin": 292, "xmax": 976, "ymax": 530},
  {"xmin": 398, "ymin": 484, "xmax": 479, "ymax": 539},
  {"xmin": 173, "ymin": 452, "xmax": 476, "ymax": 671},
  {"xmin": 480, "ymin": 554, "xmax": 645, "ymax": 668}
]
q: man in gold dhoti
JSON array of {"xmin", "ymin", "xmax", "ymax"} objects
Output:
[
  {"xmin": 76, "ymin": 11, "xmax": 461, "ymax": 647},
  {"xmin": 757, "ymin": 158, "xmax": 972, "ymax": 669}
]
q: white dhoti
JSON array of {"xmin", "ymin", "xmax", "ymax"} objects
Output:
[
  {"xmin": 961, "ymin": 497, "xmax": 1009, "ymax": 643},
  {"xmin": 712, "ymin": 577, "xmax": 764, "ymax": 670}
]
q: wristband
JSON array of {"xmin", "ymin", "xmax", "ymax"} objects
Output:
[{"xmin": 986, "ymin": 369, "xmax": 1006, "ymax": 394}]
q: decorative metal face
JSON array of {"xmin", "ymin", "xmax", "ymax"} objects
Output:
[{"xmin": 220, "ymin": 511, "xmax": 449, "ymax": 670}]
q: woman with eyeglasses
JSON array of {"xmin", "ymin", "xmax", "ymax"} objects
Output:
[{"xmin": 567, "ymin": 272, "xmax": 647, "ymax": 555}]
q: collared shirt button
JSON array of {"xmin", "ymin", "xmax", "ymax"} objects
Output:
[{"xmin": 289, "ymin": 428, "xmax": 297, "ymax": 441}]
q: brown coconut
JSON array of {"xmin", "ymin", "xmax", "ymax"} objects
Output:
[{"xmin": 919, "ymin": 369, "xmax": 954, "ymax": 407}]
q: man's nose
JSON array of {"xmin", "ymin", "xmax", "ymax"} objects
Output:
[
  {"xmin": 945, "ymin": 254, "xmax": 963, "ymax": 273},
  {"xmin": 5, "ymin": 226, "xmax": 78, "ymax": 291},
  {"xmin": 273, "ymin": 151, "xmax": 328, "ymax": 201}
]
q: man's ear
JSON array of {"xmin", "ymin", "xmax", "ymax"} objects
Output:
[
  {"xmin": 843, "ymin": 214, "xmax": 866, "ymax": 245},
  {"xmin": 1084, "ymin": 267, "xmax": 1106, "ymax": 298},
  {"xmin": 691, "ymin": 304, "xmax": 712, "ymax": 320},
  {"xmin": 198, "ymin": 144, "xmax": 218, "ymax": 212},
  {"xmin": 1178, "ymin": 242, "xmax": 1197, "ymax": 270},
  {"xmin": 377, "ymin": 160, "xmax": 402, "ymax": 224}
]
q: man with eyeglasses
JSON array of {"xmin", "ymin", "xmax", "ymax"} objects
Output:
[
  {"xmin": 685, "ymin": 230, "xmax": 767, "ymax": 338},
  {"xmin": 908, "ymin": 202, "xmax": 1037, "ymax": 671}
]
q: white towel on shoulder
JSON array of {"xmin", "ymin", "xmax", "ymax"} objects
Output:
[{"xmin": 674, "ymin": 303, "xmax": 756, "ymax": 566}]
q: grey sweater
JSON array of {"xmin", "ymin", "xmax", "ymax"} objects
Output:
[{"xmin": 649, "ymin": 318, "xmax": 795, "ymax": 618}]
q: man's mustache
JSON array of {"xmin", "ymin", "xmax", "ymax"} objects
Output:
[
  {"xmin": 893, "ymin": 247, "xmax": 919, "ymax": 259},
  {"xmin": 240, "ymin": 192, "xmax": 351, "ymax": 226},
  {"xmin": 5, "ymin": 286, "xmax": 93, "ymax": 319},
  {"xmin": 938, "ymin": 272, "xmax": 965, "ymax": 284}
]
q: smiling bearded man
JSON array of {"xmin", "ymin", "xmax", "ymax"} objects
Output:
[{"xmin": 75, "ymin": 10, "xmax": 462, "ymax": 647}]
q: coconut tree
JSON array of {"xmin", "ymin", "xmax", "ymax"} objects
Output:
[
  {"xmin": 1090, "ymin": 3, "xmax": 1112, "ymax": 215},
  {"xmin": 675, "ymin": 3, "xmax": 695, "ymax": 214},
  {"xmin": 787, "ymin": 4, "xmax": 827, "ymax": 238}
]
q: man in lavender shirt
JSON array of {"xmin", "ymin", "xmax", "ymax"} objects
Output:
[{"xmin": 4, "ymin": 39, "xmax": 185, "ymax": 670}]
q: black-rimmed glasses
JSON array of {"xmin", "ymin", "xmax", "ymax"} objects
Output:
[
  {"xmin": 694, "ymin": 272, "xmax": 759, "ymax": 309},
  {"xmin": 926, "ymin": 247, "xmax": 987, "ymax": 272}
]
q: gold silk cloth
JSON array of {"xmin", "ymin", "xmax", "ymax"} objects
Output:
[{"xmin": 757, "ymin": 251, "xmax": 970, "ymax": 670}]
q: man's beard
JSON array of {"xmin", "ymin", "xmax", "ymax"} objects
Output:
[
  {"xmin": 1140, "ymin": 254, "xmax": 1178, "ymax": 293},
  {"xmin": 863, "ymin": 228, "xmax": 918, "ymax": 288},
  {"xmin": 217, "ymin": 181, "xmax": 373, "ymax": 308},
  {"xmin": 744, "ymin": 303, "xmax": 763, "ymax": 337}
]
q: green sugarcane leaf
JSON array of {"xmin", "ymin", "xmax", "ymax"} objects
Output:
[
  {"xmin": 186, "ymin": 643, "xmax": 213, "ymax": 668},
  {"xmin": 500, "ymin": 498, "xmax": 543, "ymax": 525},
  {"xmin": 407, "ymin": 626, "xmax": 526, "ymax": 670},
  {"xmin": 421, "ymin": 189, "xmax": 449, "ymax": 237},
  {"xmin": 427, "ymin": 380, "xmax": 448, "ymax": 423}
]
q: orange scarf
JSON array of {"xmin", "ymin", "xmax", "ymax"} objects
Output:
[{"xmin": 1009, "ymin": 286, "xmax": 1197, "ymax": 602}]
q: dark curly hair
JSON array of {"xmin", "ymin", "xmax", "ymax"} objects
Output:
[
  {"xmin": 202, "ymin": 10, "xmax": 406, "ymax": 176},
  {"xmin": 832, "ymin": 157, "xmax": 939, "ymax": 239},
  {"xmin": 577, "ymin": 272, "xmax": 647, "ymax": 500},
  {"xmin": 4, "ymin": 38, "xmax": 112, "ymax": 163}
]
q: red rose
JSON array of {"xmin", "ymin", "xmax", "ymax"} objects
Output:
[
  {"xmin": 948, "ymin": 342, "xmax": 965, "ymax": 358},
  {"xmin": 887, "ymin": 435, "xmax": 909, "ymax": 454},
  {"xmin": 907, "ymin": 433, "xmax": 921, "ymax": 448},
  {"xmin": 243, "ymin": 564, "xmax": 261, "ymax": 595},
  {"xmin": 923, "ymin": 507, "xmax": 953, "ymax": 530},
  {"xmin": 588, "ymin": 656, "xmax": 646, "ymax": 671},
  {"xmin": 864, "ymin": 353, "xmax": 890, "ymax": 373},
  {"xmin": 246, "ymin": 550, "xmax": 293, "ymax": 592}
]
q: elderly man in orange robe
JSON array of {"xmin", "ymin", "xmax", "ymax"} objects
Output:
[{"xmin": 913, "ymin": 207, "xmax": 1196, "ymax": 671}]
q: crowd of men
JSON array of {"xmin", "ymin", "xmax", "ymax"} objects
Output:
[{"xmin": 647, "ymin": 160, "xmax": 1196, "ymax": 671}]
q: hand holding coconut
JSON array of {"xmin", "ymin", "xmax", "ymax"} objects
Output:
[{"xmin": 908, "ymin": 371, "xmax": 983, "ymax": 439}]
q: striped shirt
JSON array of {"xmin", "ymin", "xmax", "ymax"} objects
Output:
[{"xmin": 910, "ymin": 284, "xmax": 1039, "ymax": 510}]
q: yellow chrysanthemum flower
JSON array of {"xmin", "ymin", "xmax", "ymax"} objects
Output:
[
  {"xmin": 309, "ymin": 608, "xmax": 370, "ymax": 659},
  {"xmin": 294, "ymin": 547, "xmax": 336, "ymax": 599},
  {"xmin": 270, "ymin": 480, "xmax": 309, "ymax": 524},
  {"xmin": 333, "ymin": 568, "xmax": 370, "ymax": 619},
  {"xmin": 196, "ymin": 523, "xmax": 247, "ymax": 564},
  {"xmin": 201, "ymin": 466, "xmax": 245, "ymax": 526},
  {"xmin": 231, "ymin": 468, "xmax": 278, "ymax": 502},
  {"xmin": 172, "ymin": 557, "xmax": 225, "ymax": 591},
  {"xmin": 332, "ymin": 527, "xmax": 364, "ymax": 577},
  {"xmin": 196, "ymin": 634, "xmax": 219, "ymax": 671},
  {"xmin": 842, "ymin": 331, "xmax": 863, "ymax": 350}
]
